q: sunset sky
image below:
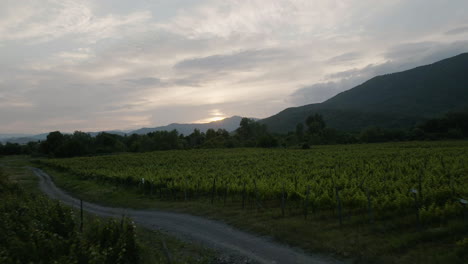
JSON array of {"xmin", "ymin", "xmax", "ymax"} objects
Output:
[{"xmin": 1, "ymin": 0, "xmax": 468, "ymax": 134}]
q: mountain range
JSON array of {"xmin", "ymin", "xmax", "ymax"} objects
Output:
[{"xmin": 131, "ymin": 116, "xmax": 246, "ymax": 135}]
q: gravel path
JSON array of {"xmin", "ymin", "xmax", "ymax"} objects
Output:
[{"xmin": 31, "ymin": 167, "xmax": 343, "ymax": 264}]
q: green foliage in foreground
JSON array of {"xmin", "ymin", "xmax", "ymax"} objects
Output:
[{"xmin": 0, "ymin": 170, "xmax": 139, "ymax": 264}]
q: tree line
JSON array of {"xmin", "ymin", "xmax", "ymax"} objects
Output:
[
  {"xmin": 1, "ymin": 110, "xmax": 468, "ymax": 158},
  {"xmin": 0, "ymin": 118, "xmax": 278, "ymax": 157}
]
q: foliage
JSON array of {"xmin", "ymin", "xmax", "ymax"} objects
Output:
[
  {"xmin": 0, "ymin": 170, "xmax": 139, "ymax": 264},
  {"xmin": 3, "ymin": 110, "xmax": 468, "ymax": 158},
  {"xmin": 39, "ymin": 141, "xmax": 468, "ymax": 229}
]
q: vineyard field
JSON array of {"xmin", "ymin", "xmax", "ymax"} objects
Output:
[{"xmin": 39, "ymin": 141, "xmax": 468, "ymax": 227}]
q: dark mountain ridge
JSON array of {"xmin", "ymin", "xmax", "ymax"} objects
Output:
[{"xmin": 261, "ymin": 52, "xmax": 468, "ymax": 133}]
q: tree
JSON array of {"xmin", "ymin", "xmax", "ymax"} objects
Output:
[
  {"xmin": 305, "ymin": 114, "xmax": 326, "ymax": 134},
  {"xmin": 95, "ymin": 132, "xmax": 126, "ymax": 153},
  {"xmin": 295, "ymin": 123, "xmax": 304, "ymax": 141},
  {"xmin": 188, "ymin": 129, "xmax": 205, "ymax": 147},
  {"xmin": 41, "ymin": 131, "xmax": 65, "ymax": 156},
  {"xmin": 2, "ymin": 142, "xmax": 22, "ymax": 155},
  {"xmin": 216, "ymin": 129, "xmax": 230, "ymax": 139},
  {"xmin": 237, "ymin": 118, "xmax": 255, "ymax": 140},
  {"xmin": 206, "ymin": 129, "xmax": 217, "ymax": 140},
  {"xmin": 359, "ymin": 127, "xmax": 385, "ymax": 143}
]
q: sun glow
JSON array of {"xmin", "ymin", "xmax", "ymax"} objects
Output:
[
  {"xmin": 193, "ymin": 109, "xmax": 227, "ymax": 123},
  {"xmin": 206, "ymin": 116, "xmax": 226, "ymax": 122}
]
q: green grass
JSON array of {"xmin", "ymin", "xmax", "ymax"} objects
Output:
[{"xmin": 0, "ymin": 156, "xmax": 218, "ymax": 264}]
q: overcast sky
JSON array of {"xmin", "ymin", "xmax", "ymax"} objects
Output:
[{"xmin": 1, "ymin": 0, "xmax": 468, "ymax": 134}]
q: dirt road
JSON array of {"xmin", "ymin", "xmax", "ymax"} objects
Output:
[{"xmin": 31, "ymin": 167, "xmax": 343, "ymax": 264}]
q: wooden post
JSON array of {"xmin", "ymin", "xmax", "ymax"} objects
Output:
[
  {"xmin": 184, "ymin": 178, "xmax": 187, "ymax": 202},
  {"xmin": 242, "ymin": 181, "xmax": 246, "ymax": 209},
  {"xmin": 294, "ymin": 176, "xmax": 298, "ymax": 192},
  {"xmin": 459, "ymin": 199, "xmax": 467, "ymax": 223},
  {"xmin": 159, "ymin": 182, "xmax": 163, "ymax": 199},
  {"xmin": 80, "ymin": 199, "xmax": 83, "ymax": 232},
  {"xmin": 196, "ymin": 179, "xmax": 200, "ymax": 199},
  {"xmin": 366, "ymin": 187, "xmax": 374, "ymax": 224},
  {"xmin": 223, "ymin": 181, "xmax": 228, "ymax": 206},
  {"xmin": 254, "ymin": 179, "xmax": 259, "ymax": 211},
  {"xmin": 418, "ymin": 169, "xmax": 423, "ymax": 202},
  {"xmin": 281, "ymin": 182, "xmax": 286, "ymax": 217},
  {"xmin": 211, "ymin": 177, "xmax": 216, "ymax": 205},
  {"xmin": 161, "ymin": 238, "xmax": 173, "ymax": 264},
  {"xmin": 335, "ymin": 187, "xmax": 343, "ymax": 227},
  {"xmin": 304, "ymin": 185, "xmax": 310, "ymax": 219},
  {"xmin": 411, "ymin": 189, "xmax": 420, "ymax": 229},
  {"xmin": 171, "ymin": 179, "xmax": 175, "ymax": 200}
]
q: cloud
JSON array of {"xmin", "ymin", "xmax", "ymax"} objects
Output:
[
  {"xmin": 124, "ymin": 77, "xmax": 163, "ymax": 86},
  {"xmin": 0, "ymin": 0, "xmax": 152, "ymax": 44},
  {"xmin": 327, "ymin": 52, "xmax": 362, "ymax": 64},
  {"xmin": 290, "ymin": 40, "xmax": 468, "ymax": 106},
  {"xmin": 174, "ymin": 49, "xmax": 285, "ymax": 72},
  {"xmin": 445, "ymin": 26, "xmax": 468, "ymax": 35},
  {"xmin": 290, "ymin": 82, "xmax": 344, "ymax": 105},
  {"xmin": 161, "ymin": 0, "xmax": 401, "ymax": 41},
  {"xmin": 1, "ymin": 0, "xmax": 468, "ymax": 133}
]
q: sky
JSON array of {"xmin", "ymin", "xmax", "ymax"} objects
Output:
[{"xmin": 1, "ymin": 0, "xmax": 468, "ymax": 134}]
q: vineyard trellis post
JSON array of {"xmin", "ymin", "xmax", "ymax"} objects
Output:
[
  {"xmin": 304, "ymin": 185, "xmax": 310, "ymax": 219},
  {"xmin": 440, "ymin": 156, "xmax": 455, "ymax": 196},
  {"xmin": 223, "ymin": 180, "xmax": 228, "ymax": 206},
  {"xmin": 170, "ymin": 179, "xmax": 175, "ymax": 200},
  {"xmin": 418, "ymin": 168, "xmax": 423, "ymax": 202},
  {"xmin": 281, "ymin": 182, "xmax": 286, "ymax": 217},
  {"xmin": 294, "ymin": 175, "xmax": 298, "ymax": 193},
  {"xmin": 184, "ymin": 178, "xmax": 187, "ymax": 202},
  {"xmin": 211, "ymin": 177, "xmax": 216, "ymax": 205},
  {"xmin": 161, "ymin": 238, "xmax": 173, "ymax": 264},
  {"xmin": 411, "ymin": 189, "xmax": 421, "ymax": 229},
  {"xmin": 242, "ymin": 181, "xmax": 247, "ymax": 209},
  {"xmin": 254, "ymin": 179, "xmax": 260, "ymax": 211},
  {"xmin": 159, "ymin": 178, "xmax": 163, "ymax": 199},
  {"xmin": 365, "ymin": 187, "xmax": 374, "ymax": 225},
  {"xmin": 80, "ymin": 199, "xmax": 83, "ymax": 233},
  {"xmin": 331, "ymin": 170, "xmax": 343, "ymax": 227},
  {"xmin": 335, "ymin": 187, "xmax": 343, "ymax": 227},
  {"xmin": 460, "ymin": 199, "xmax": 468, "ymax": 223},
  {"xmin": 196, "ymin": 179, "xmax": 201, "ymax": 199}
]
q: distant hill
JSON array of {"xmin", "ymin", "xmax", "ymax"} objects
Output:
[
  {"xmin": 0, "ymin": 133, "xmax": 49, "ymax": 144},
  {"xmin": 0, "ymin": 134, "xmax": 33, "ymax": 139},
  {"xmin": 1, "ymin": 131, "xmax": 127, "ymax": 144},
  {"xmin": 261, "ymin": 53, "xmax": 468, "ymax": 133},
  {"xmin": 131, "ymin": 116, "xmax": 247, "ymax": 135},
  {"xmin": 1, "ymin": 117, "xmax": 248, "ymax": 144}
]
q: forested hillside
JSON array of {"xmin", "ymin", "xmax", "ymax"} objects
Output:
[{"xmin": 261, "ymin": 53, "xmax": 468, "ymax": 133}]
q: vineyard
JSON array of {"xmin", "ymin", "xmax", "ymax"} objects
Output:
[
  {"xmin": 39, "ymin": 141, "xmax": 468, "ymax": 229},
  {"xmin": 0, "ymin": 168, "xmax": 139, "ymax": 264}
]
